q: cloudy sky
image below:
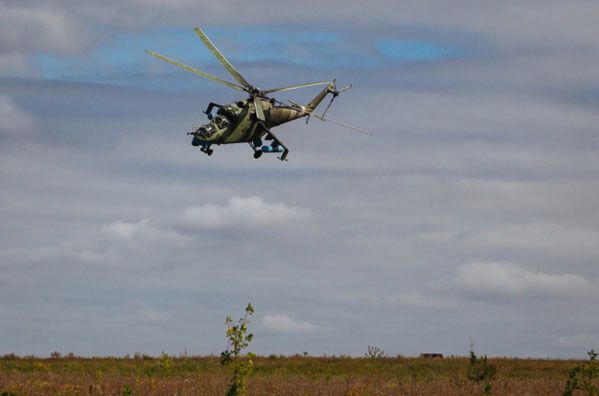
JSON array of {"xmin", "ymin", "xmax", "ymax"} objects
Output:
[{"xmin": 1, "ymin": 1, "xmax": 599, "ymax": 358}]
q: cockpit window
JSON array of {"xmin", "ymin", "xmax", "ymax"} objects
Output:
[
  {"xmin": 214, "ymin": 115, "xmax": 230, "ymax": 129},
  {"xmin": 196, "ymin": 115, "xmax": 231, "ymax": 140},
  {"xmin": 207, "ymin": 108, "xmax": 218, "ymax": 120},
  {"xmin": 197, "ymin": 123, "xmax": 216, "ymax": 138}
]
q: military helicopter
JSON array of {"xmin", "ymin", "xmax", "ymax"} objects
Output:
[{"xmin": 146, "ymin": 27, "xmax": 371, "ymax": 161}]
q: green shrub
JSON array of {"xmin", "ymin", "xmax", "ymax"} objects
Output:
[
  {"xmin": 220, "ymin": 303, "xmax": 255, "ymax": 396},
  {"xmin": 564, "ymin": 350, "xmax": 598, "ymax": 396},
  {"xmin": 467, "ymin": 341, "xmax": 496, "ymax": 395},
  {"xmin": 159, "ymin": 352, "xmax": 173, "ymax": 373},
  {"xmin": 122, "ymin": 384, "xmax": 132, "ymax": 396}
]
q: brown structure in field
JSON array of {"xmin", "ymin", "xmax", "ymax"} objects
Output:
[{"xmin": 420, "ymin": 353, "xmax": 443, "ymax": 359}]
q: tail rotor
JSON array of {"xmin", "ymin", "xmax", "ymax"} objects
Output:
[
  {"xmin": 322, "ymin": 80, "xmax": 352, "ymax": 118},
  {"xmin": 314, "ymin": 81, "xmax": 372, "ymax": 135}
]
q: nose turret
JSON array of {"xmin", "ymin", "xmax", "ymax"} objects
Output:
[
  {"xmin": 190, "ymin": 112, "xmax": 232, "ymax": 145},
  {"xmin": 190, "ymin": 121, "xmax": 217, "ymax": 139},
  {"xmin": 190, "ymin": 122, "xmax": 216, "ymax": 146}
]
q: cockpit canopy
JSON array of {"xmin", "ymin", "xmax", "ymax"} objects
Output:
[
  {"xmin": 196, "ymin": 122, "xmax": 216, "ymax": 139},
  {"xmin": 195, "ymin": 114, "xmax": 231, "ymax": 140},
  {"xmin": 213, "ymin": 115, "xmax": 230, "ymax": 129}
]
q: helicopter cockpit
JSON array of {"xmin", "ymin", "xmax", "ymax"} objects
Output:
[
  {"xmin": 194, "ymin": 114, "xmax": 231, "ymax": 141},
  {"xmin": 212, "ymin": 115, "xmax": 230, "ymax": 130}
]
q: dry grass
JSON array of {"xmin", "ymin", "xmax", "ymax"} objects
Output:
[{"xmin": 0, "ymin": 355, "xmax": 590, "ymax": 395}]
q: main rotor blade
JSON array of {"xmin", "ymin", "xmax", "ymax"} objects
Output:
[
  {"xmin": 263, "ymin": 81, "xmax": 331, "ymax": 94},
  {"xmin": 314, "ymin": 114, "xmax": 373, "ymax": 136},
  {"xmin": 146, "ymin": 50, "xmax": 245, "ymax": 91},
  {"xmin": 193, "ymin": 27, "xmax": 252, "ymax": 89},
  {"xmin": 254, "ymin": 96, "xmax": 265, "ymax": 121}
]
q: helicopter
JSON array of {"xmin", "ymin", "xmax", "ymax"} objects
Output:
[{"xmin": 146, "ymin": 27, "xmax": 371, "ymax": 161}]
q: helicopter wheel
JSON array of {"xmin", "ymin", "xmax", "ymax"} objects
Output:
[
  {"xmin": 253, "ymin": 150, "xmax": 262, "ymax": 159},
  {"xmin": 207, "ymin": 149, "xmax": 214, "ymax": 156}
]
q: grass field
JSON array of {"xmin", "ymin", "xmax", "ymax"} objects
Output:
[{"xmin": 0, "ymin": 354, "xmax": 593, "ymax": 395}]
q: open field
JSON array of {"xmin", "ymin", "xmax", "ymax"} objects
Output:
[{"xmin": 0, "ymin": 354, "xmax": 592, "ymax": 395}]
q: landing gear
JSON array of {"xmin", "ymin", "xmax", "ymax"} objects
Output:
[
  {"xmin": 248, "ymin": 124, "xmax": 290, "ymax": 161},
  {"xmin": 263, "ymin": 129, "xmax": 289, "ymax": 161},
  {"xmin": 200, "ymin": 146, "xmax": 214, "ymax": 156},
  {"xmin": 249, "ymin": 139, "xmax": 263, "ymax": 159}
]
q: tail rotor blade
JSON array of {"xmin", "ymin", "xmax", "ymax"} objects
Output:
[
  {"xmin": 146, "ymin": 50, "xmax": 245, "ymax": 91},
  {"xmin": 254, "ymin": 96, "xmax": 265, "ymax": 121},
  {"xmin": 321, "ymin": 82, "xmax": 351, "ymax": 117},
  {"xmin": 314, "ymin": 114, "xmax": 373, "ymax": 136},
  {"xmin": 321, "ymin": 96, "xmax": 335, "ymax": 118},
  {"xmin": 338, "ymin": 84, "xmax": 352, "ymax": 94},
  {"xmin": 193, "ymin": 27, "xmax": 252, "ymax": 89}
]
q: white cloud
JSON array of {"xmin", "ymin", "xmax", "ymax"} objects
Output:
[
  {"xmin": 103, "ymin": 219, "xmax": 188, "ymax": 246},
  {"xmin": 4, "ymin": 1, "xmax": 599, "ymax": 49},
  {"xmin": 468, "ymin": 223, "xmax": 599, "ymax": 259},
  {"xmin": 1, "ymin": 245, "xmax": 108, "ymax": 265},
  {"xmin": 335, "ymin": 290, "xmax": 455, "ymax": 310},
  {"xmin": 262, "ymin": 314, "xmax": 319, "ymax": 333},
  {"xmin": 0, "ymin": 4, "xmax": 87, "ymax": 54},
  {"xmin": 454, "ymin": 262, "xmax": 595, "ymax": 300},
  {"xmin": 129, "ymin": 300, "xmax": 170, "ymax": 323},
  {"xmin": 555, "ymin": 334, "xmax": 599, "ymax": 349},
  {"xmin": 0, "ymin": 53, "xmax": 35, "ymax": 76},
  {"xmin": 183, "ymin": 196, "xmax": 310, "ymax": 229},
  {"xmin": 102, "ymin": 196, "xmax": 308, "ymax": 245},
  {"xmin": 0, "ymin": 4, "xmax": 91, "ymax": 77},
  {"xmin": 389, "ymin": 292, "xmax": 456, "ymax": 310},
  {"xmin": 104, "ymin": 220, "xmax": 141, "ymax": 239},
  {"xmin": 0, "ymin": 95, "xmax": 37, "ymax": 135}
]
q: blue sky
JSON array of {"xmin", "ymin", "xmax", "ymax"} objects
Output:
[
  {"xmin": 33, "ymin": 27, "xmax": 460, "ymax": 90},
  {"xmin": 1, "ymin": 1, "xmax": 599, "ymax": 359}
]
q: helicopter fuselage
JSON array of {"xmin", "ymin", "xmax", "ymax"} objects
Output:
[{"xmin": 190, "ymin": 98, "xmax": 307, "ymax": 148}]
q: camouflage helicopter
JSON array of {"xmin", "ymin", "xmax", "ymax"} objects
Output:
[{"xmin": 146, "ymin": 27, "xmax": 371, "ymax": 161}]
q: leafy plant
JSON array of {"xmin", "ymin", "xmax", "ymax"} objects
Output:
[
  {"xmin": 144, "ymin": 352, "xmax": 173, "ymax": 376},
  {"xmin": 564, "ymin": 350, "xmax": 599, "ymax": 396},
  {"xmin": 122, "ymin": 383, "xmax": 133, "ymax": 396},
  {"xmin": 220, "ymin": 303, "xmax": 255, "ymax": 396},
  {"xmin": 365, "ymin": 345, "xmax": 387, "ymax": 359},
  {"xmin": 467, "ymin": 340, "xmax": 496, "ymax": 395},
  {"xmin": 158, "ymin": 352, "xmax": 173, "ymax": 373}
]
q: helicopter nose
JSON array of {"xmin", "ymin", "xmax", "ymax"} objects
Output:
[
  {"xmin": 191, "ymin": 135, "xmax": 202, "ymax": 146},
  {"xmin": 196, "ymin": 126, "xmax": 209, "ymax": 138}
]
